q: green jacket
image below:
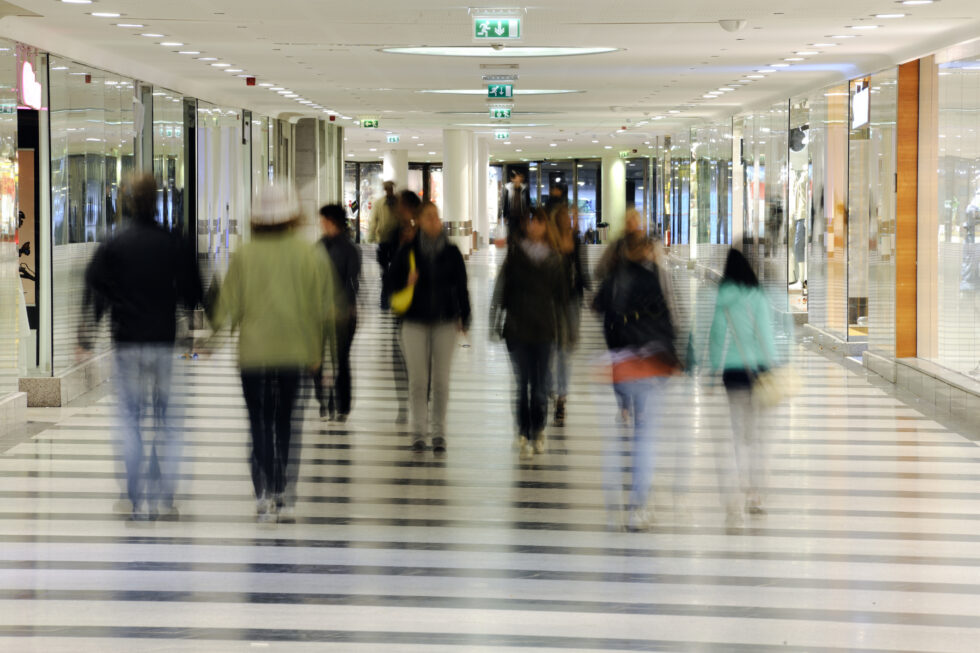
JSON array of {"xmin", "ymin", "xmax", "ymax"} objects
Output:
[
  {"xmin": 709, "ymin": 282, "xmax": 777, "ymax": 372},
  {"xmin": 211, "ymin": 231, "xmax": 336, "ymax": 370}
]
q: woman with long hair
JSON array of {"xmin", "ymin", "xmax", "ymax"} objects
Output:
[
  {"xmin": 492, "ymin": 208, "xmax": 568, "ymax": 461},
  {"xmin": 708, "ymin": 248, "xmax": 778, "ymax": 524}
]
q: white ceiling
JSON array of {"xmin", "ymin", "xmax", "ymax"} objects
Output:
[{"xmin": 2, "ymin": 0, "xmax": 979, "ymax": 162}]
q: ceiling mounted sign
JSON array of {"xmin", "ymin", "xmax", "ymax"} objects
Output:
[
  {"xmin": 471, "ymin": 7, "xmax": 524, "ymax": 42},
  {"xmin": 487, "ymin": 84, "xmax": 513, "ymax": 99},
  {"xmin": 359, "ymin": 118, "xmax": 380, "ymax": 128}
]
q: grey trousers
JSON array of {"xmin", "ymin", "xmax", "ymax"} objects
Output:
[{"xmin": 400, "ymin": 320, "xmax": 458, "ymax": 440}]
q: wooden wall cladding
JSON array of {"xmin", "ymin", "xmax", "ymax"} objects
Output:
[{"xmin": 896, "ymin": 60, "xmax": 919, "ymax": 358}]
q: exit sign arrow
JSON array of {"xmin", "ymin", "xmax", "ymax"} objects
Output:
[
  {"xmin": 487, "ymin": 84, "xmax": 513, "ymax": 99},
  {"xmin": 473, "ymin": 17, "xmax": 522, "ymax": 41}
]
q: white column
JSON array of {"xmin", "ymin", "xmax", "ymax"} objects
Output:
[
  {"xmin": 475, "ymin": 137, "xmax": 490, "ymax": 249},
  {"xmin": 382, "ymin": 149, "xmax": 409, "ymax": 189},
  {"xmin": 443, "ymin": 129, "xmax": 473, "ymax": 256},
  {"xmin": 601, "ymin": 154, "xmax": 627, "ymax": 239},
  {"xmin": 731, "ymin": 122, "xmax": 744, "ymax": 248}
]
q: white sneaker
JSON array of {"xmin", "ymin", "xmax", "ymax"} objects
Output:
[
  {"xmin": 627, "ymin": 509, "xmax": 653, "ymax": 532},
  {"xmin": 515, "ymin": 435, "xmax": 528, "ymax": 451},
  {"xmin": 519, "ymin": 441, "xmax": 535, "ymax": 461},
  {"xmin": 533, "ymin": 434, "xmax": 546, "ymax": 454}
]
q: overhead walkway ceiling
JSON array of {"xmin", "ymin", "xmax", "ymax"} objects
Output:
[{"xmin": 2, "ymin": 0, "xmax": 979, "ymax": 159}]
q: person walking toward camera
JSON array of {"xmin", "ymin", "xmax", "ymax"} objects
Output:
[{"xmin": 385, "ymin": 202, "xmax": 470, "ymax": 453}]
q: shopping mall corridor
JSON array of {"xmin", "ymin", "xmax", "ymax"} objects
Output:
[{"xmin": 0, "ymin": 248, "xmax": 978, "ymax": 652}]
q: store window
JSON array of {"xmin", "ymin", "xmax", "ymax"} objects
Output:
[
  {"xmin": 931, "ymin": 49, "xmax": 980, "ymax": 377},
  {"xmin": 488, "ymin": 164, "xmax": 502, "ymax": 236},
  {"xmin": 0, "ymin": 43, "xmax": 20, "ymax": 392},
  {"xmin": 152, "ymin": 88, "xmax": 184, "ymax": 234},
  {"xmin": 48, "ymin": 56, "xmax": 136, "ymax": 372},
  {"xmin": 576, "ymin": 160, "xmax": 600, "ymax": 233}
]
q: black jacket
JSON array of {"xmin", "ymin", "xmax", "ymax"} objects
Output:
[
  {"xmin": 593, "ymin": 259, "xmax": 675, "ymax": 357},
  {"xmin": 565, "ymin": 234, "xmax": 590, "ymax": 300},
  {"xmin": 492, "ymin": 241, "xmax": 568, "ymax": 346},
  {"xmin": 320, "ymin": 233, "xmax": 361, "ymax": 313},
  {"xmin": 387, "ymin": 234, "xmax": 471, "ymax": 328},
  {"xmin": 83, "ymin": 221, "xmax": 203, "ymax": 346},
  {"xmin": 501, "ymin": 182, "xmax": 531, "ymax": 237}
]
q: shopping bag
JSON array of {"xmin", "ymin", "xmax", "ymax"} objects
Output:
[{"xmin": 390, "ymin": 250, "xmax": 416, "ymax": 316}]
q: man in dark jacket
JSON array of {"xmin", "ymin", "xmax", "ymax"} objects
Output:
[
  {"xmin": 316, "ymin": 204, "xmax": 362, "ymax": 421},
  {"xmin": 500, "ymin": 169, "xmax": 531, "ymax": 244},
  {"xmin": 81, "ymin": 174, "xmax": 203, "ymax": 521}
]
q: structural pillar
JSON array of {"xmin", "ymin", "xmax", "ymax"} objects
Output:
[
  {"xmin": 601, "ymin": 154, "xmax": 626, "ymax": 240},
  {"xmin": 319, "ymin": 121, "xmax": 344, "ymax": 205},
  {"xmin": 442, "ymin": 129, "xmax": 473, "ymax": 257},
  {"xmin": 383, "ymin": 149, "xmax": 409, "ymax": 190},
  {"xmin": 474, "ymin": 137, "xmax": 490, "ymax": 249}
]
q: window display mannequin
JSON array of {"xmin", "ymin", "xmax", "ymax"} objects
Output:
[{"xmin": 788, "ymin": 168, "xmax": 808, "ymax": 287}]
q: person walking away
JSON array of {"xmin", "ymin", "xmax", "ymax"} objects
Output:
[
  {"xmin": 492, "ymin": 209, "xmax": 568, "ymax": 461},
  {"xmin": 315, "ymin": 204, "xmax": 361, "ymax": 422},
  {"xmin": 593, "ymin": 232, "xmax": 680, "ymax": 531},
  {"xmin": 210, "ymin": 184, "xmax": 337, "ymax": 522},
  {"xmin": 546, "ymin": 186, "xmax": 589, "ymax": 427},
  {"xmin": 499, "ymin": 169, "xmax": 531, "ymax": 246},
  {"xmin": 367, "ymin": 181, "xmax": 398, "ymax": 244},
  {"xmin": 80, "ymin": 174, "xmax": 204, "ymax": 521},
  {"xmin": 708, "ymin": 248, "xmax": 778, "ymax": 525},
  {"xmin": 386, "ymin": 202, "xmax": 471, "ymax": 453},
  {"xmin": 378, "ymin": 190, "xmax": 421, "ymax": 423}
]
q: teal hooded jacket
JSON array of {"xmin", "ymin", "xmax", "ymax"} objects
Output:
[{"xmin": 708, "ymin": 282, "xmax": 778, "ymax": 372}]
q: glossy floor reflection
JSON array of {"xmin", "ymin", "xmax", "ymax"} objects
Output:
[{"xmin": 1, "ymin": 247, "xmax": 978, "ymax": 652}]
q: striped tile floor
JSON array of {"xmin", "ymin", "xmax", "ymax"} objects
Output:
[{"xmin": 0, "ymin": 246, "xmax": 978, "ymax": 652}]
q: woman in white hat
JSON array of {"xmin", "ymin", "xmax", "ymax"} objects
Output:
[{"xmin": 210, "ymin": 184, "xmax": 337, "ymax": 522}]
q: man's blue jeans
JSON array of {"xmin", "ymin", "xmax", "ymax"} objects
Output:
[
  {"xmin": 604, "ymin": 377, "xmax": 666, "ymax": 513},
  {"xmin": 113, "ymin": 343, "xmax": 180, "ymax": 510}
]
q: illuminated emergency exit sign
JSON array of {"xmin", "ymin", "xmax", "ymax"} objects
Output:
[
  {"xmin": 474, "ymin": 17, "xmax": 521, "ymax": 40},
  {"xmin": 494, "ymin": 131, "xmax": 510, "ymax": 140},
  {"xmin": 487, "ymin": 84, "xmax": 513, "ymax": 99},
  {"xmin": 490, "ymin": 107, "xmax": 512, "ymax": 120}
]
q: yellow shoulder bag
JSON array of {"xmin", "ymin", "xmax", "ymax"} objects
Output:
[{"xmin": 390, "ymin": 250, "xmax": 416, "ymax": 316}]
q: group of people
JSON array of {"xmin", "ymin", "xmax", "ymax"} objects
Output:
[{"xmin": 82, "ymin": 172, "xmax": 781, "ymax": 532}]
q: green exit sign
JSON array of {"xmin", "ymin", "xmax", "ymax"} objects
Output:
[
  {"xmin": 487, "ymin": 84, "xmax": 513, "ymax": 99},
  {"xmin": 494, "ymin": 131, "xmax": 510, "ymax": 140},
  {"xmin": 619, "ymin": 150, "xmax": 631, "ymax": 159},
  {"xmin": 360, "ymin": 118, "xmax": 379, "ymax": 128},
  {"xmin": 490, "ymin": 107, "xmax": 512, "ymax": 120},
  {"xmin": 474, "ymin": 17, "xmax": 521, "ymax": 40},
  {"xmin": 386, "ymin": 134, "xmax": 400, "ymax": 144}
]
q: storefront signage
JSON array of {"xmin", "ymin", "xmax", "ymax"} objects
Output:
[
  {"xmin": 386, "ymin": 134, "xmax": 400, "ymax": 144},
  {"xmin": 487, "ymin": 84, "xmax": 513, "ymax": 99},
  {"xmin": 474, "ymin": 16, "xmax": 522, "ymax": 40},
  {"xmin": 490, "ymin": 107, "xmax": 512, "ymax": 120},
  {"xmin": 494, "ymin": 131, "xmax": 510, "ymax": 140},
  {"xmin": 360, "ymin": 118, "xmax": 380, "ymax": 128},
  {"xmin": 20, "ymin": 61, "xmax": 42, "ymax": 110}
]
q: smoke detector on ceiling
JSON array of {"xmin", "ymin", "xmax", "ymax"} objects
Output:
[{"xmin": 718, "ymin": 19, "xmax": 748, "ymax": 32}]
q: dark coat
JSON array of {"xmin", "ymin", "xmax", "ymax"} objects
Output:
[
  {"xmin": 83, "ymin": 221, "xmax": 203, "ymax": 346},
  {"xmin": 320, "ymin": 233, "xmax": 361, "ymax": 313},
  {"xmin": 593, "ymin": 259, "xmax": 676, "ymax": 358},
  {"xmin": 492, "ymin": 241, "xmax": 568, "ymax": 346},
  {"xmin": 386, "ymin": 234, "xmax": 471, "ymax": 328}
]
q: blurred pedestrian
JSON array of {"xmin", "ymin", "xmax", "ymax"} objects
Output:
[
  {"xmin": 708, "ymin": 248, "xmax": 778, "ymax": 525},
  {"xmin": 593, "ymin": 231, "xmax": 680, "ymax": 531},
  {"xmin": 386, "ymin": 202, "xmax": 471, "ymax": 453},
  {"xmin": 81, "ymin": 173, "xmax": 203, "ymax": 521},
  {"xmin": 499, "ymin": 168, "xmax": 531, "ymax": 246},
  {"xmin": 378, "ymin": 190, "xmax": 421, "ymax": 423},
  {"xmin": 210, "ymin": 185, "xmax": 337, "ymax": 522},
  {"xmin": 315, "ymin": 204, "xmax": 361, "ymax": 422},
  {"xmin": 546, "ymin": 186, "xmax": 589, "ymax": 427},
  {"xmin": 492, "ymin": 208, "xmax": 568, "ymax": 461},
  {"xmin": 367, "ymin": 180, "xmax": 398, "ymax": 244}
]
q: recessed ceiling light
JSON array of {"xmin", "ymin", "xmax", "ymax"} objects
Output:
[
  {"xmin": 91, "ymin": 13, "xmax": 121, "ymax": 18},
  {"xmin": 259, "ymin": 83, "xmax": 274, "ymax": 87},
  {"xmin": 141, "ymin": 33, "xmax": 165, "ymax": 38},
  {"xmin": 178, "ymin": 51, "xmax": 200, "ymax": 55},
  {"xmin": 848, "ymin": 25, "xmax": 881, "ymax": 30},
  {"xmin": 61, "ymin": 0, "xmax": 93, "ymax": 4},
  {"xmin": 796, "ymin": 51, "xmax": 819, "ymax": 55},
  {"xmin": 515, "ymin": 149, "xmax": 522, "ymax": 152},
  {"xmin": 737, "ymin": 79, "xmax": 754, "ymax": 83},
  {"xmin": 383, "ymin": 46, "xmax": 618, "ymax": 57},
  {"xmin": 830, "ymin": 34, "xmax": 857, "ymax": 38},
  {"xmin": 811, "ymin": 43, "xmax": 838, "ymax": 47},
  {"xmin": 419, "ymin": 89, "xmax": 580, "ymax": 95},
  {"xmin": 524, "ymin": 135, "xmax": 532, "ymax": 139},
  {"xmin": 875, "ymin": 13, "xmax": 906, "ymax": 18},
  {"xmin": 603, "ymin": 145, "xmax": 612, "ymax": 149},
  {"xmin": 160, "ymin": 42, "xmax": 183, "ymax": 47},
  {"xmin": 592, "ymin": 139, "xmax": 599, "ymax": 143},
  {"xmin": 225, "ymin": 69, "xmax": 243, "ymax": 73},
  {"xmin": 747, "ymin": 74, "xmax": 765, "ymax": 79},
  {"xmin": 428, "ymin": 151, "xmax": 436, "ymax": 155},
  {"xmin": 703, "ymin": 94, "xmax": 717, "ymax": 99},
  {"xmin": 115, "ymin": 23, "xmax": 143, "ymax": 28},
  {"xmin": 784, "ymin": 57, "xmax": 804, "ymax": 61},
  {"xmin": 771, "ymin": 63, "xmax": 791, "ymax": 68},
  {"xmin": 668, "ymin": 110, "xmax": 681, "ymax": 114},
  {"xmin": 198, "ymin": 57, "xmax": 218, "ymax": 61},
  {"xmin": 899, "ymin": 0, "xmax": 933, "ymax": 5},
  {"xmin": 411, "ymin": 135, "xmax": 419, "ymax": 139},
  {"xmin": 211, "ymin": 63, "xmax": 231, "ymax": 67},
  {"xmin": 284, "ymin": 93, "xmax": 298, "ymax": 98},
  {"xmin": 718, "ymin": 87, "xmax": 735, "ymax": 92},
  {"xmin": 270, "ymin": 87, "xmax": 284, "ymax": 91},
  {"xmin": 549, "ymin": 143, "xmax": 557, "ymax": 147},
  {"xmin": 757, "ymin": 68, "xmax": 777, "ymax": 73}
]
